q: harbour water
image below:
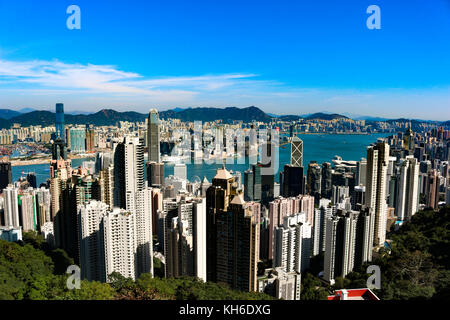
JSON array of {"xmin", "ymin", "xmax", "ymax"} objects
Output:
[{"xmin": 12, "ymin": 133, "xmax": 391, "ymax": 187}]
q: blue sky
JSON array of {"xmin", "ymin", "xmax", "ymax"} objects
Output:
[{"xmin": 0, "ymin": 0, "xmax": 449, "ymax": 119}]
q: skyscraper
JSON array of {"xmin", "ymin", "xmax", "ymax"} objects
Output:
[
  {"xmin": 215, "ymin": 192, "xmax": 259, "ymax": 292},
  {"xmin": 55, "ymin": 103, "xmax": 65, "ymax": 142},
  {"xmin": 307, "ymin": 161, "xmax": 322, "ymax": 204},
  {"xmin": 0, "ymin": 161, "xmax": 12, "ymax": 191},
  {"xmin": 79, "ymin": 200, "xmax": 108, "ymax": 282},
  {"xmin": 365, "ymin": 141, "xmax": 390, "ymax": 247},
  {"xmin": 396, "ymin": 156, "xmax": 419, "ymax": 221},
  {"xmin": 324, "ymin": 210, "xmax": 358, "ymax": 284},
  {"xmin": 321, "ymin": 162, "xmax": 332, "ymax": 199},
  {"xmin": 290, "ymin": 136, "xmax": 303, "ymax": 167},
  {"xmin": 426, "ymin": 169, "xmax": 440, "ymax": 209},
  {"xmin": 166, "ymin": 196, "xmax": 206, "ymax": 281},
  {"xmin": 148, "ymin": 109, "xmax": 161, "ymax": 163},
  {"xmin": 206, "ymin": 166, "xmax": 237, "ymax": 283},
  {"xmin": 69, "ymin": 127, "xmax": 86, "ymax": 153},
  {"xmin": 274, "ymin": 212, "xmax": 311, "ymax": 273},
  {"xmin": 103, "ymin": 208, "xmax": 137, "ymax": 281},
  {"xmin": 135, "ymin": 187, "xmax": 154, "ymax": 278},
  {"xmin": 114, "ymin": 136, "xmax": 144, "ymax": 210},
  {"xmin": 3, "ymin": 185, "xmax": 20, "ymax": 227},
  {"xmin": 281, "ymin": 164, "xmax": 305, "ymax": 197}
]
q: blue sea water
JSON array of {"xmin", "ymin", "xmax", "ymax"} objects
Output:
[{"xmin": 12, "ymin": 133, "xmax": 390, "ymax": 187}]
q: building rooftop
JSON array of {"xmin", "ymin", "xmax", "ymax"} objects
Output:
[
  {"xmin": 328, "ymin": 288, "xmax": 380, "ymax": 301},
  {"xmin": 214, "ymin": 166, "xmax": 233, "ymax": 180}
]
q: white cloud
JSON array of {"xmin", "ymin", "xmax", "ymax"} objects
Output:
[{"xmin": 0, "ymin": 58, "xmax": 259, "ymax": 97}]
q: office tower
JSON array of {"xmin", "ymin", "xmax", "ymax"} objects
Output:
[
  {"xmin": 18, "ymin": 190, "xmax": 37, "ymax": 232},
  {"xmin": 103, "ymin": 208, "xmax": 136, "ymax": 281},
  {"xmin": 397, "ymin": 157, "xmax": 419, "ymax": 221},
  {"xmin": 26, "ymin": 173, "xmax": 37, "ymax": 188},
  {"xmin": 135, "ymin": 187, "xmax": 154, "ymax": 278},
  {"xmin": 74, "ymin": 174, "xmax": 95, "ymax": 206},
  {"xmin": 52, "ymin": 138, "xmax": 67, "ymax": 160},
  {"xmin": 426, "ymin": 169, "xmax": 440, "ymax": 209},
  {"xmin": 312, "ymin": 199, "xmax": 333, "ymax": 256},
  {"xmin": 161, "ymin": 197, "xmax": 181, "ymax": 268},
  {"xmin": 244, "ymin": 169, "xmax": 254, "ymax": 201},
  {"xmin": 55, "ymin": 103, "xmax": 65, "ymax": 141},
  {"xmin": 0, "ymin": 161, "xmax": 12, "ymax": 190},
  {"xmin": 3, "ymin": 185, "xmax": 20, "ymax": 227},
  {"xmin": 79, "ymin": 200, "xmax": 108, "ymax": 282},
  {"xmin": 321, "ymin": 162, "xmax": 332, "ymax": 199},
  {"xmin": 114, "ymin": 136, "xmax": 145, "ymax": 210},
  {"xmin": 274, "ymin": 212, "xmax": 311, "ymax": 273},
  {"xmin": 261, "ymin": 139, "xmax": 276, "ymax": 206},
  {"xmin": 85, "ymin": 128, "xmax": 95, "ymax": 152},
  {"xmin": 174, "ymin": 163, "xmax": 187, "ymax": 181},
  {"xmin": 151, "ymin": 188, "xmax": 163, "ymax": 241},
  {"xmin": 365, "ymin": 141, "xmax": 390, "ymax": 247},
  {"xmin": 205, "ymin": 166, "xmax": 238, "ymax": 283},
  {"xmin": 50, "ymin": 158, "xmax": 79, "ymax": 263},
  {"xmin": 324, "ymin": 210, "xmax": 358, "ymax": 284},
  {"xmin": 69, "ymin": 128, "xmax": 86, "ymax": 153},
  {"xmin": 166, "ymin": 197, "xmax": 206, "ymax": 281},
  {"xmin": 307, "ymin": 161, "xmax": 321, "ymax": 204},
  {"xmin": 148, "ymin": 109, "xmax": 161, "ymax": 163},
  {"xmin": 258, "ymin": 268, "xmax": 301, "ymax": 300},
  {"xmin": 35, "ymin": 187, "xmax": 51, "ymax": 230},
  {"xmin": 356, "ymin": 158, "xmax": 367, "ymax": 186},
  {"xmin": 354, "ymin": 208, "xmax": 375, "ymax": 268},
  {"xmin": 290, "ymin": 136, "xmax": 303, "ymax": 167},
  {"xmin": 97, "ymin": 166, "xmax": 114, "ymax": 209},
  {"xmin": 281, "ymin": 164, "xmax": 305, "ymax": 197},
  {"xmin": 215, "ymin": 192, "xmax": 259, "ymax": 292},
  {"xmin": 147, "ymin": 162, "xmax": 164, "ymax": 188}
]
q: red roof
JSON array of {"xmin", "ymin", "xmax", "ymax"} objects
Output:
[{"xmin": 328, "ymin": 288, "xmax": 380, "ymax": 301}]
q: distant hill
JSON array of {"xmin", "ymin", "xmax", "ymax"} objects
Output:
[
  {"xmin": 0, "ymin": 106, "xmax": 447, "ymax": 129},
  {"xmin": 159, "ymin": 106, "xmax": 272, "ymax": 123},
  {"xmin": 0, "ymin": 109, "xmax": 22, "ymax": 119},
  {"xmin": 305, "ymin": 112, "xmax": 349, "ymax": 120},
  {"xmin": 0, "ymin": 109, "xmax": 147, "ymax": 129}
]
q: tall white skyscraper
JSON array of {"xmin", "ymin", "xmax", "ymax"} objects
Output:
[
  {"xmin": 103, "ymin": 208, "xmax": 137, "ymax": 281},
  {"xmin": 324, "ymin": 210, "xmax": 358, "ymax": 284},
  {"xmin": 274, "ymin": 212, "xmax": 311, "ymax": 273},
  {"xmin": 135, "ymin": 187, "xmax": 154, "ymax": 278},
  {"xmin": 397, "ymin": 156, "xmax": 419, "ymax": 221},
  {"xmin": 123, "ymin": 136, "xmax": 145, "ymax": 212},
  {"xmin": 313, "ymin": 199, "xmax": 333, "ymax": 256},
  {"xmin": 79, "ymin": 200, "xmax": 108, "ymax": 282},
  {"xmin": 365, "ymin": 141, "xmax": 390, "ymax": 247},
  {"xmin": 19, "ymin": 189, "xmax": 37, "ymax": 232},
  {"xmin": 3, "ymin": 185, "xmax": 19, "ymax": 227}
]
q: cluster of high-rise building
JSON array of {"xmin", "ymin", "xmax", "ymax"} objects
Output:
[{"xmin": 1, "ymin": 104, "xmax": 449, "ymax": 300}]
